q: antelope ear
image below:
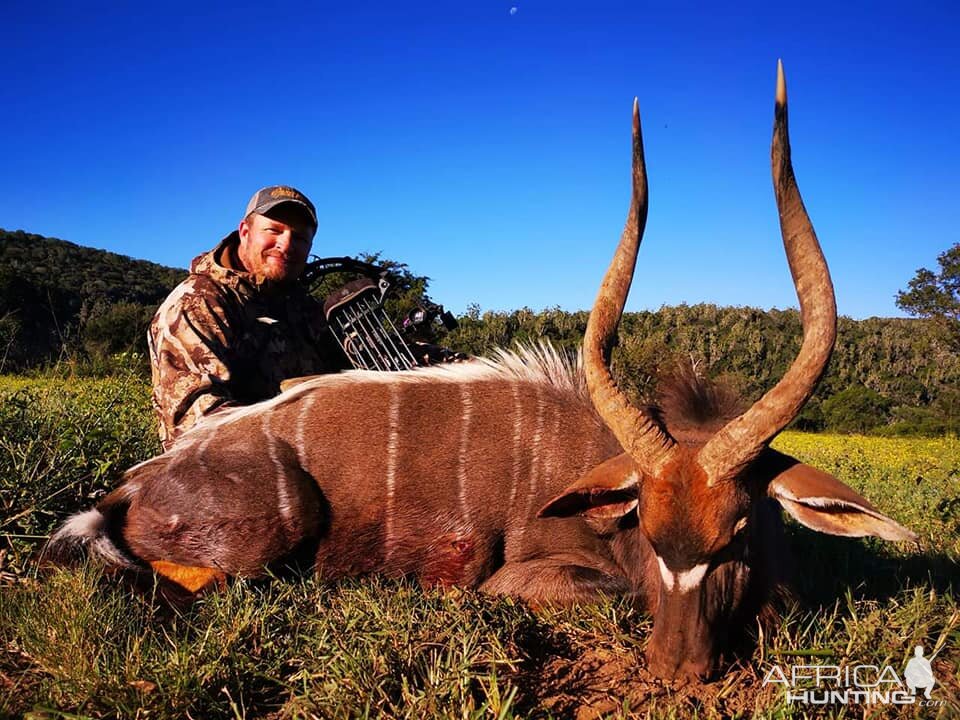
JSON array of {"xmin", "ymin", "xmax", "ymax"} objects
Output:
[
  {"xmin": 764, "ymin": 451, "xmax": 917, "ymax": 543},
  {"xmin": 538, "ymin": 453, "xmax": 640, "ymax": 519}
]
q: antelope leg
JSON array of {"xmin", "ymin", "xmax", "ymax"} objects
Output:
[{"xmin": 479, "ymin": 555, "xmax": 631, "ymax": 606}]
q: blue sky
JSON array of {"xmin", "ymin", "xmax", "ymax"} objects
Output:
[{"xmin": 2, "ymin": 1, "xmax": 957, "ymax": 319}]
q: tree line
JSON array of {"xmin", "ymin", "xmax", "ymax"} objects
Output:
[
  {"xmin": 443, "ymin": 304, "xmax": 959, "ymax": 435},
  {"xmin": 0, "ymin": 229, "xmax": 186, "ymax": 371},
  {"xmin": 2, "ymin": 228, "xmax": 957, "ymax": 435}
]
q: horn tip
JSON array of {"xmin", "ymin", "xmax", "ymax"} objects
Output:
[
  {"xmin": 632, "ymin": 97, "xmax": 639, "ymax": 130},
  {"xmin": 776, "ymin": 59, "xmax": 787, "ymax": 107}
]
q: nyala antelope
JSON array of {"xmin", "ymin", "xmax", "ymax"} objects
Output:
[{"xmin": 46, "ymin": 62, "xmax": 916, "ymax": 681}]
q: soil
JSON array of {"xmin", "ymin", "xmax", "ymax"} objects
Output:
[{"xmin": 516, "ymin": 646, "xmax": 959, "ymax": 719}]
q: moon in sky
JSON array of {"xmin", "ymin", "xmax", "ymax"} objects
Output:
[{"xmin": 509, "ymin": 6, "xmax": 518, "ymax": 15}]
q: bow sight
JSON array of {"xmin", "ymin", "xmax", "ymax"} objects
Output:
[{"xmin": 302, "ymin": 256, "xmax": 459, "ymax": 371}]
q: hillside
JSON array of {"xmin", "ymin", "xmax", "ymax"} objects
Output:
[{"xmin": 0, "ymin": 228, "xmax": 187, "ymax": 369}]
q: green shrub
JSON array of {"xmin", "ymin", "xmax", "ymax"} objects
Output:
[{"xmin": 821, "ymin": 383, "xmax": 892, "ymax": 433}]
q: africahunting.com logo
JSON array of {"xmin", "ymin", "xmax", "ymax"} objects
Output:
[{"xmin": 763, "ymin": 644, "xmax": 945, "ymax": 707}]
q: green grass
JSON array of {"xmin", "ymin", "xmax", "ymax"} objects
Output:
[
  {"xmin": 1, "ymin": 376, "xmax": 957, "ymax": 718},
  {"xmin": 0, "ymin": 373, "xmax": 159, "ymax": 578}
]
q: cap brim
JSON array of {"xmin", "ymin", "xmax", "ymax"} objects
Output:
[{"xmin": 255, "ymin": 199, "xmax": 317, "ymax": 227}]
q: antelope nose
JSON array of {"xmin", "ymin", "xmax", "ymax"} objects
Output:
[
  {"xmin": 679, "ymin": 656, "xmax": 716, "ymax": 682},
  {"xmin": 647, "ymin": 651, "xmax": 681, "ymax": 680},
  {"xmin": 646, "ymin": 648, "xmax": 716, "ymax": 682},
  {"xmin": 647, "ymin": 648, "xmax": 686, "ymax": 681}
]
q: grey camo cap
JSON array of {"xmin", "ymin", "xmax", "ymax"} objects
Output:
[{"xmin": 244, "ymin": 185, "xmax": 317, "ymax": 228}]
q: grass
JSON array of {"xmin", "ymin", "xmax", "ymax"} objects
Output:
[
  {"xmin": 0, "ymin": 372, "xmax": 158, "ymax": 578},
  {"xmin": 0, "ymin": 374, "xmax": 957, "ymax": 718}
]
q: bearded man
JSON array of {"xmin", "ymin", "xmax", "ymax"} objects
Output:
[{"xmin": 148, "ymin": 186, "xmax": 350, "ymax": 450}]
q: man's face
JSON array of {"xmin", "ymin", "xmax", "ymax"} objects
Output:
[{"xmin": 237, "ymin": 205, "xmax": 315, "ymax": 283}]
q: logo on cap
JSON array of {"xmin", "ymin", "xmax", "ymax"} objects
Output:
[{"xmin": 269, "ymin": 186, "xmax": 303, "ymax": 201}]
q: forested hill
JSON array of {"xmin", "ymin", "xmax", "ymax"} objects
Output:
[
  {"xmin": 0, "ymin": 228, "xmax": 187, "ymax": 368},
  {"xmin": 447, "ymin": 306, "xmax": 960, "ymax": 434},
  {"xmin": 1, "ymin": 229, "xmax": 185, "ymax": 303},
  {"xmin": 1, "ymin": 229, "xmax": 957, "ymax": 434}
]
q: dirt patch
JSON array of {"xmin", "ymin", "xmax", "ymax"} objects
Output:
[
  {"xmin": 518, "ymin": 645, "xmax": 779, "ymax": 719},
  {"xmin": 514, "ymin": 644, "xmax": 960, "ymax": 719}
]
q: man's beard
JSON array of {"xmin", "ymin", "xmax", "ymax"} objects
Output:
[{"xmin": 260, "ymin": 253, "xmax": 302, "ymax": 283}]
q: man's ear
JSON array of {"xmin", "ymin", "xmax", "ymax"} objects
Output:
[
  {"xmin": 763, "ymin": 450, "xmax": 917, "ymax": 543},
  {"xmin": 539, "ymin": 453, "xmax": 639, "ymax": 520}
]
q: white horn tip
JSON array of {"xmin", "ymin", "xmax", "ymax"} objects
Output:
[{"xmin": 776, "ymin": 59, "xmax": 787, "ymax": 107}]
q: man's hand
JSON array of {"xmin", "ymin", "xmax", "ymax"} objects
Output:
[{"xmin": 411, "ymin": 342, "xmax": 470, "ymax": 366}]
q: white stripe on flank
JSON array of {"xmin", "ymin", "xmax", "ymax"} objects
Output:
[
  {"xmin": 523, "ymin": 387, "xmax": 547, "ymax": 525},
  {"xmin": 196, "ymin": 428, "xmax": 215, "ymax": 474},
  {"xmin": 532, "ymin": 387, "xmax": 546, "ymax": 481},
  {"xmin": 384, "ymin": 384, "xmax": 401, "ymax": 561},
  {"xmin": 544, "ymin": 404, "xmax": 561, "ymax": 485},
  {"xmin": 580, "ymin": 436, "xmax": 597, "ymax": 480},
  {"xmin": 295, "ymin": 391, "xmax": 318, "ymax": 469},
  {"xmin": 509, "ymin": 381, "xmax": 522, "ymax": 507},
  {"xmin": 457, "ymin": 385, "xmax": 473, "ymax": 523},
  {"xmin": 263, "ymin": 414, "xmax": 293, "ymax": 523}
]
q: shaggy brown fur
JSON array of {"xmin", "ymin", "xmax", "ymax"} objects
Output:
[{"xmin": 647, "ymin": 363, "xmax": 746, "ymax": 442}]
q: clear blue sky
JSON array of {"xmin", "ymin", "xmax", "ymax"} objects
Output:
[{"xmin": 3, "ymin": 1, "xmax": 957, "ymax": 319}]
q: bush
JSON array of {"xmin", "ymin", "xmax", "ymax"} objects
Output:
[
  {"xmin": 81, "ymin": 301, "xmax": 155, "ymax": 361},
  {"xmin": 878, "ymin": 404, "xmax": 960, "ymax": 437},
  {"xmin": 820, "ymin": 384, "xmax": 892, "ymax": 434},
  {"xmin": 791, "ymin": 396, "xmax": 826, "ymax": 432}
]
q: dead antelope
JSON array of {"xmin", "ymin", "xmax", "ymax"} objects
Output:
[{"xmin": 46, "ymin": 62, "xmax": 916, "ymax": 681}]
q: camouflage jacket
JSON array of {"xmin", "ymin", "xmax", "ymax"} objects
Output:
[{"xmin": 148, "ymin": 233, "xmax": 349, "ymax": 450}]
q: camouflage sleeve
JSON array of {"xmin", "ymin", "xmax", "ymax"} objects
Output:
[{"xmin": 147, "ymin": 277, "xmax": 242, "ymax": 450}]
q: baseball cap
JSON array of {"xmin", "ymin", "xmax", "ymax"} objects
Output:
[{"xmin": 244, "ymin": 185, "xmax": 317, "ymax": 228}]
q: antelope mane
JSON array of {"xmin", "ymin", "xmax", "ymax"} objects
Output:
[{"xmin": 652, "ymin": 363, "xmax": 745, "ymax": 437}]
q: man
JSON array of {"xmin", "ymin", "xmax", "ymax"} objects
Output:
[{"xmin": 148, "ymin": 185, "xmax": 351, "ymax": 450}]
